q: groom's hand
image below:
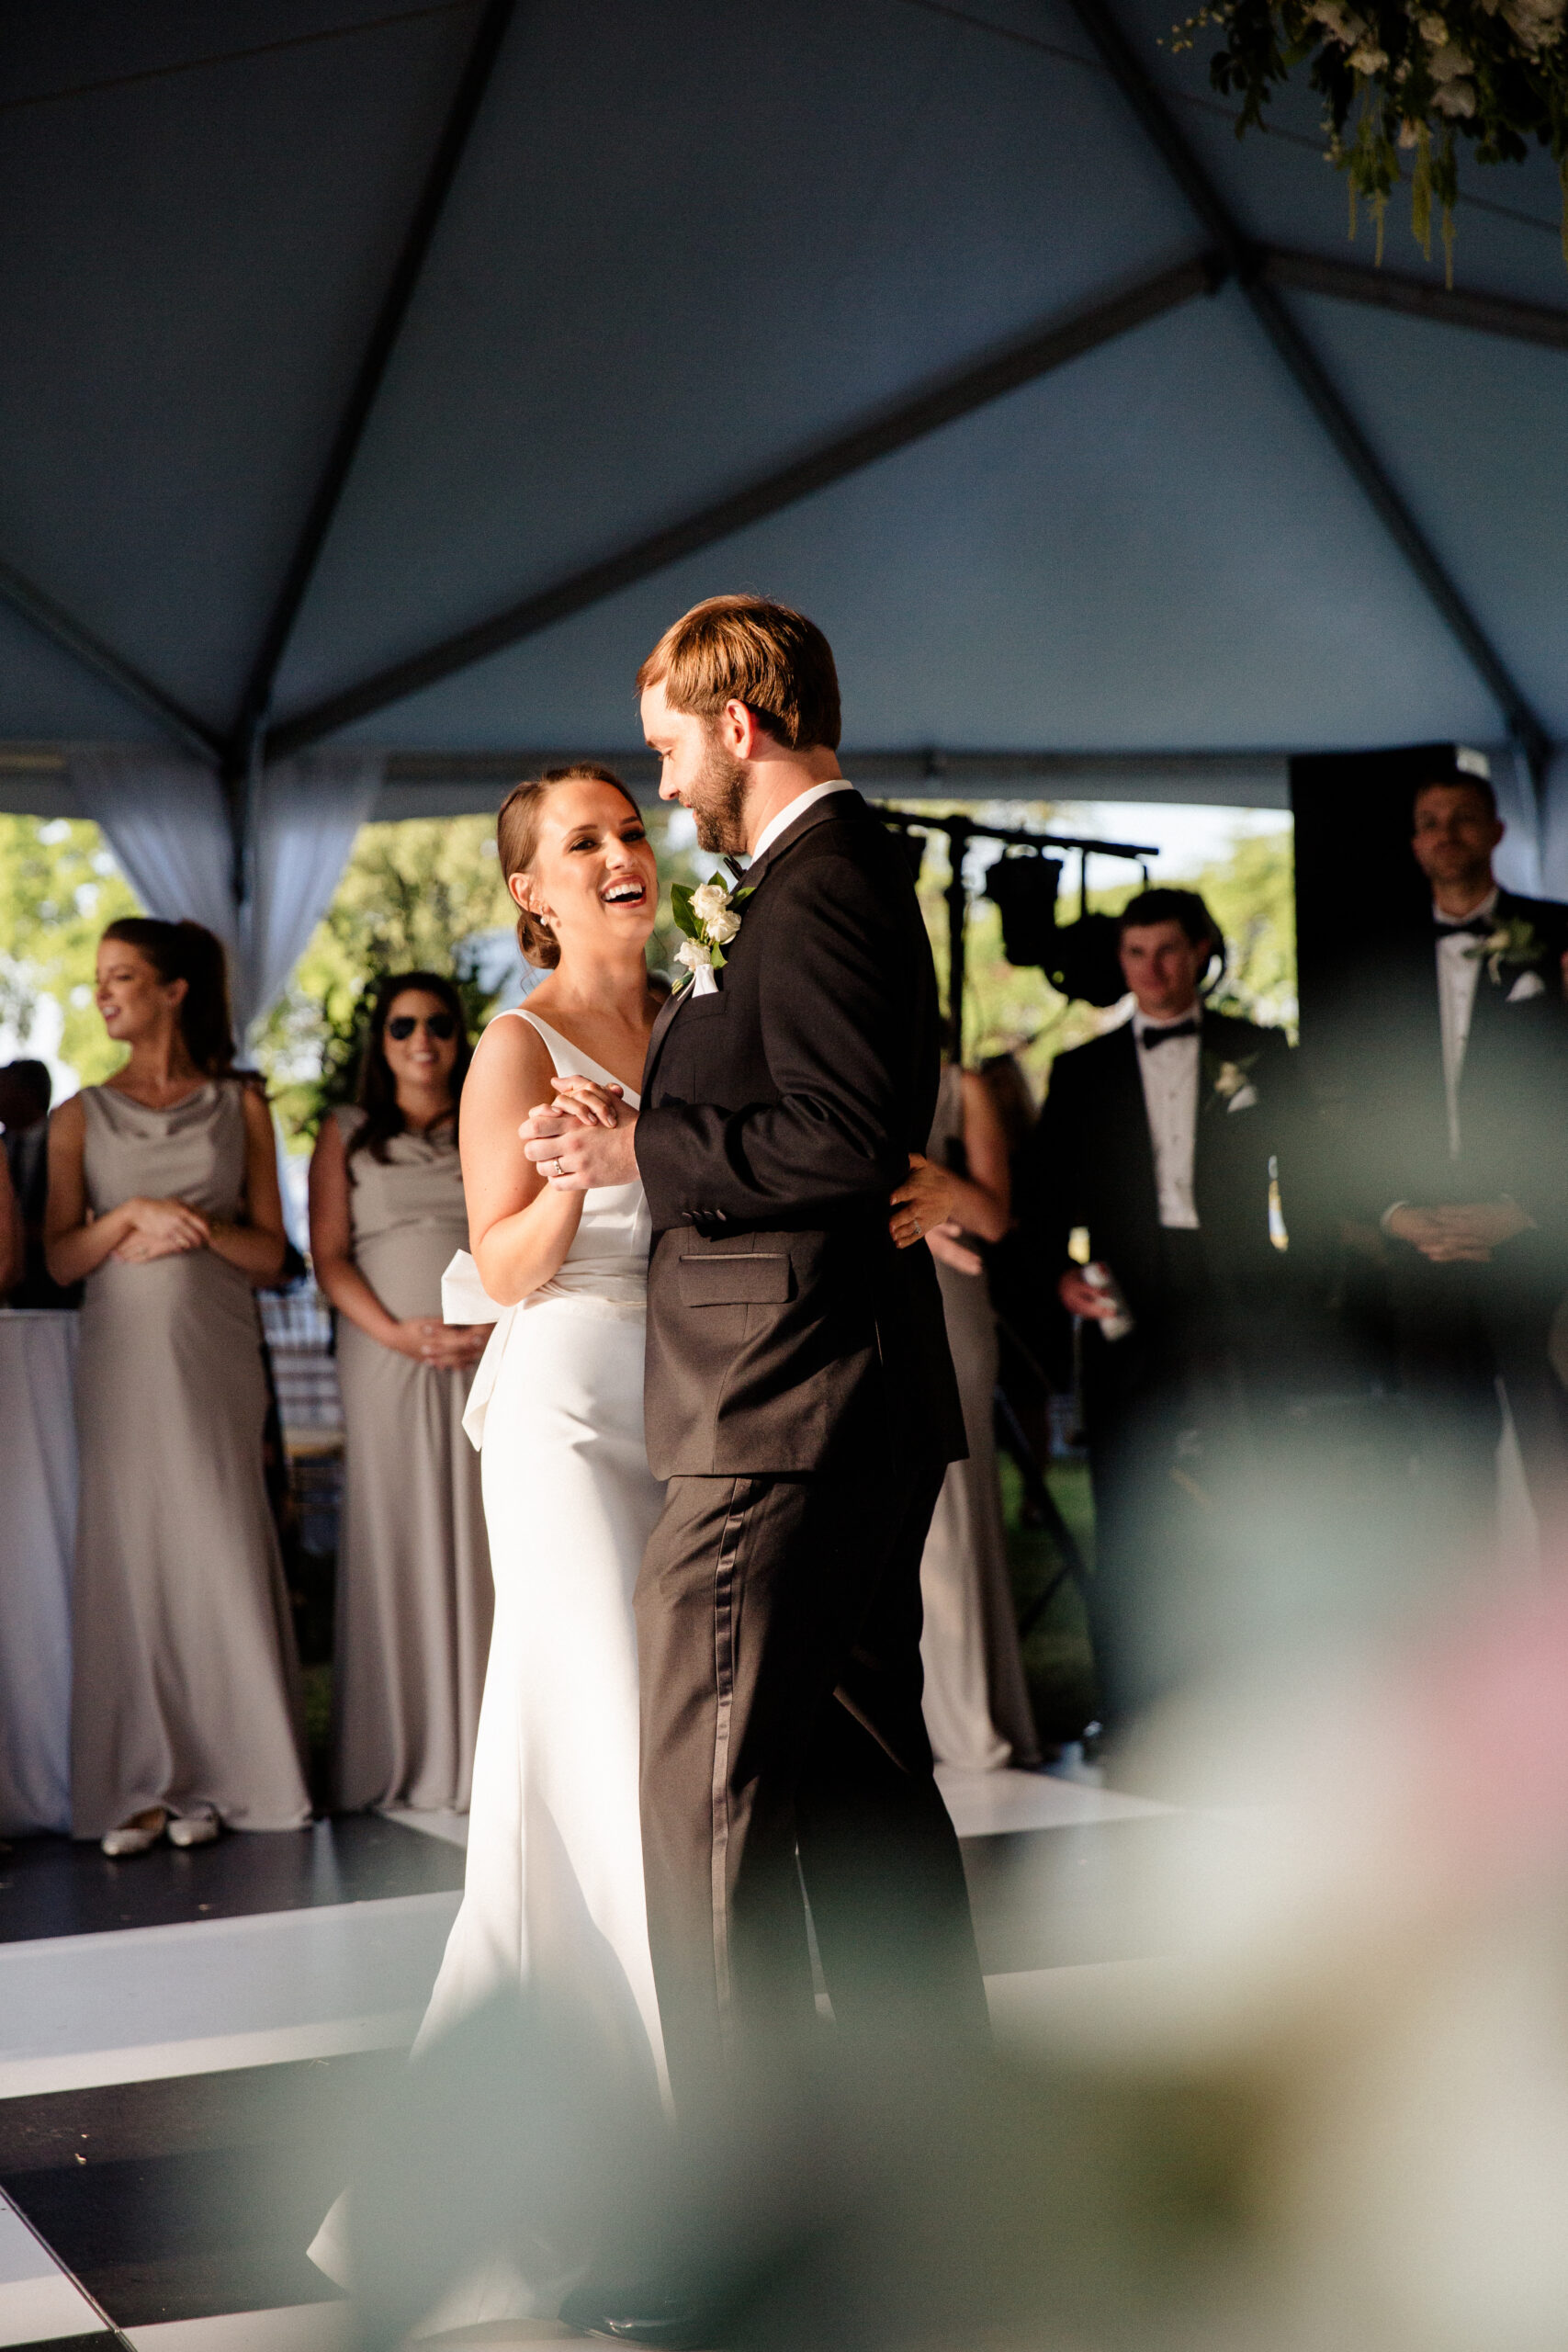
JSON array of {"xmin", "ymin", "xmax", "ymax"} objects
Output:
[{"xmin": 521, "ymin": 1082, "xmax": 639, "ymax": 1191}]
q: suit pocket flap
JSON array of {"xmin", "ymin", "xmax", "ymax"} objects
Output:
[{"xmin": 678, "ymin": 1251, "xmax": 790, "ymax": 1306}]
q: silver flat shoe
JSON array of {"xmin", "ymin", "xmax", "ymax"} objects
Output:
[
  {"xmin": 101, "ymin": 1810, "xmax": 166, "ymax": 1858},
  {"xmin": 167, "ymin": 1811, "xmax": 220, "ymax": 1849}
]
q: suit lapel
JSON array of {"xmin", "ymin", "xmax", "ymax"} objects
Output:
[
  {"xmin": 1108, "ymin": 1025, "xmax": 1160, "ymax": 1217},
  {"xmin": 642, "ymin": 789, "xmax": 863, "ymax": 1099},
  {"xmin": 740, "ymin": 785, "xmax": 866, "ymax": 897},
  {"xmin": 641, "ymin": 980, "xmax": 689, "ymax": 1098}
]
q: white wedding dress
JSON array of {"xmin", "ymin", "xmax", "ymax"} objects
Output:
[{"xmin": 310, "ymin": 1008, "xmax": 667, "ymax": 2325}]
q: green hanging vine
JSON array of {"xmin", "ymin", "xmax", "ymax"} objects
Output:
[{"xmin": 1171, "ymin": 0, "xmax": 1568, "ymax": 277}]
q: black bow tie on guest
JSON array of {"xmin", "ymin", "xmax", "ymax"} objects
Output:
[
  {"xmin": 1435, "ymin": 915, "xmax": 1493, "ymax": 938},
  {"xmin": 1140, "ymin": 1018, "xmax": 1200, "ymax": 1049}
]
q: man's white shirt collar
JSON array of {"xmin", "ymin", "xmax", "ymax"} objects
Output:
[{"xmin": 747, "ymin": 779, "xmax": 853, "ymax": 866}]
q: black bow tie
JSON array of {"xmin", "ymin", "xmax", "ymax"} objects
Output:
[
  {"xmin": 1435, "ymin": 915, "xmax": 1493, "ymax": 938},
  {"xmin": 1140, "ymin": 1019, "xmax": 1199, "ymax": 1049}
]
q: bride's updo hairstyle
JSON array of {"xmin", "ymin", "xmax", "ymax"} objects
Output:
[
  {"xmin": 100, "ymin": 917, "xmax": 236, "ymax": 1077},
  {"xmin": 495, "ymin": 765, "xmax": 642, "ymax": 969}
]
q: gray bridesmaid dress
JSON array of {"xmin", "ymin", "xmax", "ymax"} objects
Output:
[
  {"xmin": 71, "ymin": 1081, "xmax": 310, "ymax": 1838},
  {"xmin": 919, "ymin": 1066, "xmax": 1040, "ymax": 1770},
  {"xmin": 331, "ymin": 1108, "xmax": 491, "ymax": 1814}
]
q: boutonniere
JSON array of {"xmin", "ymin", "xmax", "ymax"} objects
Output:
[
  {"xmin": 671, "ymin": 877, "xmax": 752, "ymax": 996},
  {"xmin": 1464, "ymin": 915, "xmax": 1544, "ymax": 988},
  {"xmin": 1204, "ymin": 1049, "xmax": 1259, "ymax": 1113}
]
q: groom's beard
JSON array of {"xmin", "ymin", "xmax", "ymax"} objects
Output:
[{"xmin": 687, "ymin": 732, "xmax": 750, "ymax": 854}]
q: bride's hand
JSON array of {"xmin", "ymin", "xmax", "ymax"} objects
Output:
[
  {"xmin": 521, "ymin": 1089, "xmax": 640, "ymax": 1191},
  {"xmin": 549, "ymin": 1075, "xmax": 628, "ymax": 1129}
]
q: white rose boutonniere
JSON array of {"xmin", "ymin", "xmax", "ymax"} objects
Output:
[
  {"xmin": 671, "ymin": 876, "xmax": 752, "ymax": 996},
  {"xmin": 1464, "ymin": 915, "xmax": 1543, "ymax": 988}
]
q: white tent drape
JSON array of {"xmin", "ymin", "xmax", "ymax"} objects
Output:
[
  {"xmin": 69, "ymin": 746, "xmax": 382, "ymax": 1035},
  {"xmin": 1493, "ymin": 740, "xmax": 1547, "ymax": 899}
]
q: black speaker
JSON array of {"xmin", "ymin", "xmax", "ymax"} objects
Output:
[
  {"xmin": 984, "ymin": 855, "xmax": 1061, "ymax": 965},
  {"xmin": 1044, "ymin": 911, "xmax": 1130, "ymax": 1007},
  {"xmin": 1291, "ymin": 742, "xmax": 1477, "ymax": 1049}
]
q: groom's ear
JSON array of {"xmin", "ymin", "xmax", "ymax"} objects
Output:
[{"xmin": 723, "ymin": 698, "xmax": 771, "ymax": 761}]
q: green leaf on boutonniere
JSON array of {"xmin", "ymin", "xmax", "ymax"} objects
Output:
[
  {"xmin": 669, "ymin": 883, "xmax": 703, "ymax": 943},
  {"xmin": 1465, "ymin": 916, "xmax": 1541, "ymax": 985}
]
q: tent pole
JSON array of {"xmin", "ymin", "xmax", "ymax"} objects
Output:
[
  {"xmin": 231, "ymin": 0, "xmax": 519, "ymax": 775},
  {"xmin": 0, "ymin": 556, "xmax": 220, "ymax": 763}
]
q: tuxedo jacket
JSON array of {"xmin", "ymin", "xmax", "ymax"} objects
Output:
[
  {"xmin": 635, "ymin": 788, "xmax": 965, "ymax": 1481},
  {"xmin": 1330, "ymin": 887, "xmax": 1568, "ymax": 1233},
  {"xmin": 1026, "ymin": 1008, "xmax": 1294, "ymax": 1328}
]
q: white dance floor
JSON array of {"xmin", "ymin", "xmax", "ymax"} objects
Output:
[{"xmin": 0, "ymin": 1765, "xmax": 1181, "ymax": 2350}]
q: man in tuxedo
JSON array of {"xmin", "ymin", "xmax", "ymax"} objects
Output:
[
  {"xmin": 1346, "ymin": 759, "xmax": 1568, "ymax": 1537},
  {"xmin": 1026, "ymin": 888, "xmax": 1294, "ymax": 1735},
  {"xmin": 521, "ymin": 599, "xmax": 984, "ymax": 2156}
]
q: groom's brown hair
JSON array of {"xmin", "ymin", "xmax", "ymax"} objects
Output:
[{"xmin": 637, "ymin": 595, "xmax": 841, "ymax": 752}]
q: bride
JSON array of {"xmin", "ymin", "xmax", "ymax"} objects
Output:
[{"xmin": 313, "ymin": 762, "xmax": 956, "ymax": 2327}]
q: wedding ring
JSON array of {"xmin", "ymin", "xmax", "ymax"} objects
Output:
[{"xmin": 548, "ymin": 1157, "xmax": 563, "ymax": 1178}]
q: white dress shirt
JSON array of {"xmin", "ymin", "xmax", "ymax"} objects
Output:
[
  {"xmin": 1132, "ymin": 1007, "xmax": 1201, "ymax": 1229},
  {"xmin": 1434, "ymin": 887, "xmax": 1495, "ymax": 1159},
  {"xmin": 748, "ymin": 778, "xmax": 853, "ymax": 865}
]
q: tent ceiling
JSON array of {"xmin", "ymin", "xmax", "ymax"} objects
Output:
[{"xmin": 1, "ymin": 0, "xmax": 1563, "ymax": 810}]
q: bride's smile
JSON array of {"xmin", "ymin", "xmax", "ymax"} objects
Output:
[{"xmin": 512, "ymin": 776, "xmax": 660, "ymax": 960}]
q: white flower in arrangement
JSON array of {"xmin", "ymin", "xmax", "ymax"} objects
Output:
[
  {"xmin": 1213, "ymin": 1060, "xmax": 1250, "ymax": 1099},
  {"xmin": 705, "ymin": 903, "xmax": 741, "ymax": 945},
  {"xmin": 674, "ymin": 938, "xmax": 711, "ymax": 977},
  {"xmin": 1199, "ymin": 0, "xmax": 1568, "ymax": 277},
  {"xmin": 690, "ymin": 880, "xmax": 730, "ymax": 926}
]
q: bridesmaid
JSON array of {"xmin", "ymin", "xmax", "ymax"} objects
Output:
[
  {"xmin": 919, "ymin": 1061, "xmax": 1041, "ymax": 1770},
  {"xmin": 309, "ymin": 973, "xmax": 492, "ymax": 1815},
  {"xmin": 46, "ymin": 920, "xmax": 310, "ymax": 1855}
]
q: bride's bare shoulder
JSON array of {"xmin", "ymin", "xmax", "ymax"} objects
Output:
[{"xmin": 467, "ymin": 1009, "xmax": 556, "ymax": 1102}]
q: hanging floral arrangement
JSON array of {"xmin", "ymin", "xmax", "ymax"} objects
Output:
[{"xmin": 1173, "ymin": 0, "xmax": 1568, "ymax": 274}]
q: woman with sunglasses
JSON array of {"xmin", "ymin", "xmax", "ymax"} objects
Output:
[{"xmin": 310, "ymin": 972, "xmax": 494, "ymax": 1815}]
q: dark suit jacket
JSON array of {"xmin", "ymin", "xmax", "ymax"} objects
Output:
[
  {"xmin": 635, "ymin": 788, "xmax": 965, "ymax": 1481},
  {"xmin": 1331, "ymin": 887, "xmax": 1568, "ymax": 1234},
  {"xmin": 1027, "ymin": 1008, "xmax": 1294, "ymax": 1329}
]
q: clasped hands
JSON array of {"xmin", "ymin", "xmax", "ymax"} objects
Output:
[
  {"xmin": 522, "ymin": 1081, "xmax": 967, "ymax": 1256},
  {"xmin": 1385, "ymin": 1199, "xmax": 1534, "ymax": 1263},
  {"xmin": 112, "ymin": 1194, "xmax": 211, "ymax": 1263}
]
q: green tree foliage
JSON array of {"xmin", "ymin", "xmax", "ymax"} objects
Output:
[
  {"xmin": 0, "ymin": 816, "xmax": 141, "ymax": 1087},
  {"xmin": 1198, "ymin": 829, "xmax": 1298, "ymax": 1036},
  {"xmin": 253, "ymin": 817, "xmax": 516, "ymax": 1139}
]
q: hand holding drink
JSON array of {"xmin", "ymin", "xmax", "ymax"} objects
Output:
[{"xmin": 1057, "ymin": 1259, "xmax": 1135, "ymax": 1340}]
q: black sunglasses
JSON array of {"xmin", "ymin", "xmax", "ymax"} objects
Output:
[{"xmin": 387, "ymin": 1012, "xmax": 457, "ymax": 1041}]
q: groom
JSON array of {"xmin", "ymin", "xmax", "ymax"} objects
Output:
[{"xmin": 524, "ymin": 596, "xmax": 986, "ymax": 2130}]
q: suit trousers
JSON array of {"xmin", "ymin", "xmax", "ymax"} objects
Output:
[
  {"xmin": 634, "ymin": 1456, "xmax": 988, "ymax": 2121},
  {"xmin": 1388, "ymin": 1245, "xmax": 1568, "ymax": 1550},
  {"xmin": 1081, "ymin": 1232, "xmax": 1245, "ymax": 1735}
]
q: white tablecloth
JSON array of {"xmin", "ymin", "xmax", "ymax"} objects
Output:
[{"xmin": 0, "ymin": 1310, "xmax": 77, "ymax": 1834}]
